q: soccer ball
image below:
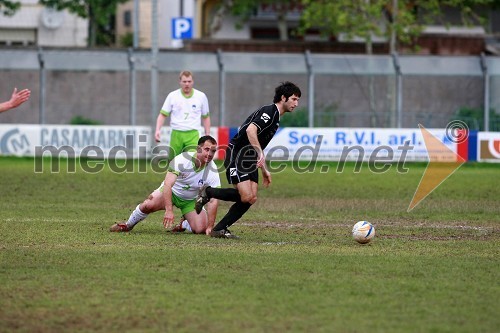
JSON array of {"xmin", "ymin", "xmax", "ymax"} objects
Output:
[{"xmin": 352, "ymin": 221, "xmax": 375, "ymax": 244}]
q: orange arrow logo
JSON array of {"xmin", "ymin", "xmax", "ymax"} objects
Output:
[{"xmin": 408, "ymin": 123, "xmax": 467, "ymax": 212}]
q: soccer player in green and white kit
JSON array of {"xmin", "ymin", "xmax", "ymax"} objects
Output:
[
  {"xmin": 110, "ymin": 136, "xmax": 220, "ymax": 234},
  {"xmin": 155, "ymin": 70, "xmax": 211, "ymax": 161}
]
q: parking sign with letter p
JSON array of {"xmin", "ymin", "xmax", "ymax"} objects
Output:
[{"xmin": 172, "ymin": 17, "xmax": 193, "ymax": 39}]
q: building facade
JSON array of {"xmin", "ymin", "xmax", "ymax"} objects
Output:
[{"xmin": 0, "ymin": 0, "xmax": 87, "ymax": 47}]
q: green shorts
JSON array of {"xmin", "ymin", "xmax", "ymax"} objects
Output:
[
  {"xmin": 158, "ymin": 183, "xmax": 196, "ymax": 215},
  {"xmin": 169, "ymin": 129, "xmax": 200, "ymax": 160},
  {"xmin": 171, "ymin": 194, "xmax": 196, "ymax": 215}
]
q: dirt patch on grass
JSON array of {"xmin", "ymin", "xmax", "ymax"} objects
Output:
[
  {"xmin": 379, "ymin": 233, "xmax": 494, "ymax": 241},
  {"xmin": 239, "ymin": 220, "xmax": 499, "ymax": 241}
]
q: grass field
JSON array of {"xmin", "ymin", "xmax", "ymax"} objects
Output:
[{"xmin": 0, "ymin": 157, "xmax": 498, "ymax": 333}]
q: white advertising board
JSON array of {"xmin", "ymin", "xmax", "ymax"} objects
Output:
[
  {"xmin": 0, "ymin": 125, "xmax": 152, "ymax": 158},
  {"xmin": 476, "ymin": 132, "xmax": 500, "ymax": 163},
  {"xmin": 265, "ymin": 128, "xmax": 457, "ymax": 162},
  {"xmin": 0, "ymin": 125, "xmax": 460, "ymax": 162}
]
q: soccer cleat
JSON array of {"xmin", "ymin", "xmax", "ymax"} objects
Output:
[
  {"xmin": 170, "ymin": 223, "xmax": 186, "ymax": 233},
  {"xmin": 109, "ymin": 222, "xmax": 131, "ymax": 232},
  {"xmin": 170, "ymin": 216, "xmax": 186, "ymax": 233},
  {"xmin": 210, "ymin": 229, "xmax": 239, "ymax": 239},
  {"xmin": 195, "ymin": 184, "xmax": 211, "ymax": 214}
]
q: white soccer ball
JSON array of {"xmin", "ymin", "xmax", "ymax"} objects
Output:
[{"xmin": 352, "ymin": 221, "xmax": 375, "ymax": 244}]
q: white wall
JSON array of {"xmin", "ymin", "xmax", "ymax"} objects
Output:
[
  {"xmin": 0, "ymin": 0, "xmax": 87, "ymax": 47},
  {"xmin": 38, "ymin": 11, "xmax": 88, "ymax": 47},
  {"xmin": 211, "ymin": 16, "xmax": 250, "ymax": 40}
]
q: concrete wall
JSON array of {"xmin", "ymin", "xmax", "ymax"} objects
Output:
[
  {"xmin": 0, "ymin": 69, "xmax": 486, "ymax": 129},
  {"xmin": 0, "ymin": 50, "xmax": 495, "ymax": 129}
]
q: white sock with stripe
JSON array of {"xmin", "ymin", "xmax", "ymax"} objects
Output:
[
  {"xmin": 181, "ymin": 220, "xmax": 192, "ymax": 232},
  {"xmin": 126, "ymin": 205, "xmax": 148, "ymax": 229}
]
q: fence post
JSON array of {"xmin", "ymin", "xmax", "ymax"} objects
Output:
[
  {"xmin": 480, "ymin": 53, "xmax": 489, "ymax": 132},
  {"xmin": 216, "ymin": 49, "xmax": 225, "ymax": 127},
  {"xmin": 128, "ymin": 48, "xmax": 136, "ymax": 126},
  {"xmin": 37, "ymin": 47, "xmax": 45, "ymax": 125},
  {"xmin": 391, "ymin": 52, "xmax": 402, "ymax": 128},
  {"xmin": 305, "ymin": 50, "xmax": 314, "ymax": 128},
  {"xmin": 151, "ymin": 0, "xmax": 159, "ymax": 132}
]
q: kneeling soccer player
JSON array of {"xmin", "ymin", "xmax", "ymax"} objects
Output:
[{"xmin": 110, "ymin": 135, "xmax": 220, "ymax": 234}]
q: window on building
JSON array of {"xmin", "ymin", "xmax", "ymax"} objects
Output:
[
  {"xmin": 0, "ymin": 29, "xmax": 36, "ymax": 46},
  {"xmin": 124, "ymin": 10, "xmax": 131, "ymax": 27},
  {"xmin": 250, "ymin": 27, "xmax": 304, "ymax": 41}
]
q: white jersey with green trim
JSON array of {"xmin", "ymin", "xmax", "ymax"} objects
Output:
[
  {"xmin": 160, "ymin": 88, "xmax": 209, "ymax": 131},
  {"xmin": 168, "ymin": 152, "xmax": 220, "ymax": 200}
]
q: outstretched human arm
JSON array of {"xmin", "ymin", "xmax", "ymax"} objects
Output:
[
  {"xmin": 162, "ymin": 172, "xmax": 178, "ymax": 229},
  {"xmin": 0, "ymin": 88, "xmax": 31, "ymax": 113}
]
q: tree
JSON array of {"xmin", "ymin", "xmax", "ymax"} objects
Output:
[
  {"xmin": 299, "ymin": 0, "xmax": 497, "ymax": 54},
  {"xmin": 299, "ymin": 0, "xmax": 496, "ymax": 127},
  {"xmin": 39, "ymin": 0, "xmax": 128, "ymax": 47},
  {"xmin": 208, "ymin": 0, "xmax": 233, "ymax": 38},
  {"xmin": 210, "ymin": 0, "xmax": 302, "ymax": 41},
  {"xmin": 0, "ymin": 0, "xmax": 21, "ymax": 16}
]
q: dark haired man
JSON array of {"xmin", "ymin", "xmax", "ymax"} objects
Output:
[{"xmin": 195, "ymin": 81, "xmax": 301, "ymax": 238}]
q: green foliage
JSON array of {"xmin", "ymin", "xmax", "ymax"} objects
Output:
[
  {"xmin": 281, "ymin": 105, "xmax": 339, "ymax": 127},
  {"xmin": 452, "ymin": 107, "xmax": 500, "ymax": 131},
  {"xmin": 39, "ymin": 0, "xmax": 128, "ymax": 47},
  {"xmin": 230, "ymin": 0, "xmax": 296, "ymax": 19},
  {"xmin": 0, "ymin": 157, "xmax": 498, "ymax": 332},
  {"xmin": 229, "ymin": 0, "xmax": 301, "ymax": 40},
  {"xmin": 299, "ymin": 0, "xmax": 498, "ymax": 52},
  {"xmin": 280, "ymin": 107, "xmax": 309, "ymax": 127},
  {"xmin": 0, "ymin": 0, "xmax": 21, "ymax": 16},
  {"xmin": 119, "ymin": 31, "xmax": 133, "ymax": 48},
  {"xmin": 69, "ymin": 115, "xmax": 102, "ymax": 125}
]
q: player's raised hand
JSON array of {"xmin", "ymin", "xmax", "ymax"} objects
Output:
[
  {"xmin": 10, "ymin": 88, "xmax": 31, "ymax": 108},
  {"xmin": 1, "ymin": 87, "xmax": 31, "ymax": 113}
]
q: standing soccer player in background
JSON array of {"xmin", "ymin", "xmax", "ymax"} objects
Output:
[
  {"xmin": 195, "ymin": 81, "xmax": 301, "ymax": 238},
  {"xmin": 155, "ymin": 70, "xmax": 211, "ymax": 161}
]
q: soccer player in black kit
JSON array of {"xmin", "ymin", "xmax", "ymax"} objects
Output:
[{"xmin": 195, "ymin": 81, "xmax": 301, "ymax": 238}]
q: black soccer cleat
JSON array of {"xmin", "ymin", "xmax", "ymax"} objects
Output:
[
  {"xmin": 210, "ymin": 229, "xmax": 239, "ymax": 239},
  {"xmin": 195, "ymin": 184, "xmax": 211, "ymax": 214}
]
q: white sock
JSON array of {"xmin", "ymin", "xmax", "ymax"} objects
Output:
[
  {"xmin": 126, "ymin": 205, "xmax": 148, "ymax": 229},
  {"xmin": 181, "ymin": 220, "xmax": 192, "ymax": 232}
]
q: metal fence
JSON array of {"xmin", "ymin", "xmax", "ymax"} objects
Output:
[{"xmin": 0, "ymin": 48, "xmax": 499, "ymax": 130}]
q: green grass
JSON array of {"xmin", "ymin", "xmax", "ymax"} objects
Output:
[{"xmin": 0, "ymin": 157, "xmax": 498, "ymax": 333}]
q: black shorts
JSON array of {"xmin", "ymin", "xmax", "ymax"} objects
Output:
[{"xmin": 224, "ymin": 144, "xmax": 259, "ymax": 184}]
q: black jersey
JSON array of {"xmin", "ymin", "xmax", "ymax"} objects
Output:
[{"xmin": 230, "ymin": 104, "xmax": 280, "ymax": 151}]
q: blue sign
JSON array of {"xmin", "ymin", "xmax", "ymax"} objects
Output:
[{"xmin": 172, "ymin": 17, "xmax": 193, "ymax": 39}]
